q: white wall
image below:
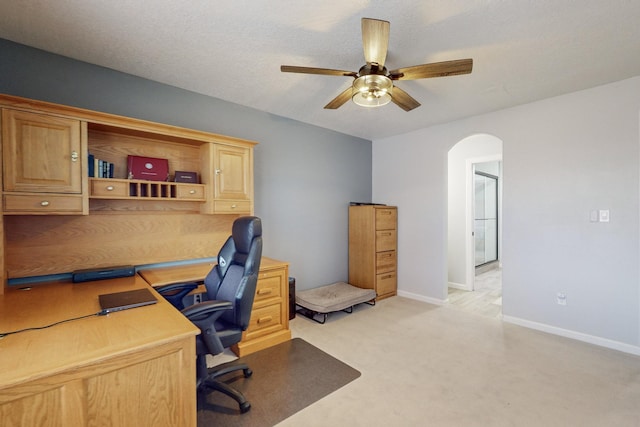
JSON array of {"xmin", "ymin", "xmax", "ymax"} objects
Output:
[
  {"xmin": 447, "ymin": 135, "xmax": 502, "ymax": 289},
  {"xmin": 373, "ymin": 76, "xmax": 640, "ymax": 351}
]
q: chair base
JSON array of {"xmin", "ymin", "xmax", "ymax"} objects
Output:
[{"xmin": 199, "ymin": 362, "xmax": 253, "ymax": 413}]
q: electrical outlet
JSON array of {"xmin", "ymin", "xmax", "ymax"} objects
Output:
[
  {"xmin": 193, "ymin": 293, "xmax": 202, "ymax": 304},
  {"xmin": 556, "ymin": 292, "xmax": 567, "ymax": 306}
]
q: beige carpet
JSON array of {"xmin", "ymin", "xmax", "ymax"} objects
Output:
[{"xmin": 277, "ymin": 296, "xmax": 640, "ymax": 426}]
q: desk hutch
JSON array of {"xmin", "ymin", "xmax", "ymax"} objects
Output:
[{"xmin": 0, "ymin": 94, "xmax": 291, "ymax": 424}]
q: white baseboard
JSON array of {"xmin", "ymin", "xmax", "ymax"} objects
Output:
[
  {"xmin": 502, "ymin": 315, "xmax": 640, "ymax": 356},
  {"xmin": 448, "ymin": 281, "xmax": 471, "ymax": 291},
  {"xmin": 397, "ymin": 289, "xmax": 446, "ymax": 306}
]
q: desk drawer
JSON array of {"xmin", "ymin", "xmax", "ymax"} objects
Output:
[
  {"xmin": 245, "ymin": 303, "xmax": 283, "ymax": 340},
  {"xmin": 4, "ymin": 194, "xmax": 84, "ymax": 213},
  {"xmin": 214, "ymin": 200, "xmax": 252, "ymax": 213},
  {"xmin": 90, "ymin": 179, "xmax": 129, "ymax": 197},
  {"xmin": 375, "ymin": 250, "xmax": 396, "ymax": 274},
  {"xmin": 255, "ymin": 273, "xmax": 282, "ymax": 302},
  {"xmin": 176, "ymin": 184, "xmax": 205, "ymax": 200}
]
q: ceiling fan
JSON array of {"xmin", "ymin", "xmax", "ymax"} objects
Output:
[{"xmin": 281, "ymin": 18, "xmax": 473, "ymax": 112}]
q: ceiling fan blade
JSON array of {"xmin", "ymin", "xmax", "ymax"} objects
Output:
[
  {"xmin": 324, "ymin": 87, "xmax": 353, "ymax": 109},
  {"xmin": 281, "ymin": 65, "xmax": 357, "ymax": 77},
  {"xmin": 389, "ymin": 58, "xmax": 473, "ymax": 80},
  {"xmin": 390, "ymin": 86, "xmax": 421, "ymax": 112},
  {"xmin": 362, "ymin": 18, "xmax": 390, "ymax": 67}
]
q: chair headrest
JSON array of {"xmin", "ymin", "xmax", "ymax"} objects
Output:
[{"xmin": 232, "ymin": 216, "xmax": 262, "ymax": 254}]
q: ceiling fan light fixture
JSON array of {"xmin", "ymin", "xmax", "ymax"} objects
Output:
[{"xmin": 352, "ymin": 74, "xmax": 393, "ymax": 107}]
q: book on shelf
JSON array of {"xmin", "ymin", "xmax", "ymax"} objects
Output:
[
  {"xmin": 89, "ymin": 153, "xmax": 114, "ymax": 178},
  {"xmin": 88, "ymin": 154, "xmax": 95, "ymax": 177}
]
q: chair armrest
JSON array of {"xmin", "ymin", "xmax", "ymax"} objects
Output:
[
  {"xmin": 182, "ymin": 300, "xmax": 233, "ymax": 321},
  {"xmin": 155, "ymin": 282, "xmax": 200, "ymax": 310},
  {"xmin": 155, "ymin": 282, "xmax": 199, "ymax": 295}
]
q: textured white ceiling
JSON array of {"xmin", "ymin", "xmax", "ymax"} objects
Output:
[{"xmin": 1, "ymin": 0, "xmax": 639, "ymax": 140}]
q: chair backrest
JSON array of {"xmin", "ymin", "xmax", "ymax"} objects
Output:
[{"xmin": 204, "ymin": 216, "xmax": 263, "ymax": 329}]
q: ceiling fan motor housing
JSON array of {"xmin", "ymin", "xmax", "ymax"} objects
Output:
[{"xmin": 353, "ymin": 63, "xmax": 393, "ymax": 107}]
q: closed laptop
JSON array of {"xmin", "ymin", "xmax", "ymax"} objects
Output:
[{"xmin": 99, "ymin": 288, "xmax": 157, "ymax": 313}]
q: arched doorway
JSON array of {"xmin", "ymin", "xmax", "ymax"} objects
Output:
[{"xmin": 447, "ymin": 134, "xmax": 503, "ymax": 317}]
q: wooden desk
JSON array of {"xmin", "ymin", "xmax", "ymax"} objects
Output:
[
  {"xmin": 139, "ymin": 257, "xmax": 291, "ymax": 356},
  {"xmin": 0, "ymin": 275, "xmax": 198, "ymax": 426}
]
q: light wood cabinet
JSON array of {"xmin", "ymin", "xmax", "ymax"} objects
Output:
[
  {"xmin": 0, "ymin": 95, "xmax": 256, "ymax": 216},
  {"xmin": 349, "ymin": 205, "xmax": 397, "ymax": 300},
  {"xmin": 201, "ymin": 142, "xmax": 254, "ymax": 214},
  {"xmin": 232, "ymin": 258, "xmax": 291, "ymax": 356},
  {"xmin": 214, "ymin": 144, "xmax": 252, "ymax": 201},
  {"xmin": 2, "ymin": 108, "xmax": 88, "ymax": 214}
]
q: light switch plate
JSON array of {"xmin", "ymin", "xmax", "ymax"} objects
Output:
[{"xmin": 599, "ymin": 209, "xmax": 610, "ymax": 222}]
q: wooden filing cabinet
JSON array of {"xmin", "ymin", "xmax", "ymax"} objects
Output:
[{"xmin": 349, "ymin": 205, "xmax": 397, "ymax": 300}]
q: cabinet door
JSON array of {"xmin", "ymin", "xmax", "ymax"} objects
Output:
[
  {"xmin": 3, "ymin": 109, "xmax": 82, "ymax": 194},
  {"xmin": 214, "ymin": 144, "xmax": 251, "ymax": 200}
]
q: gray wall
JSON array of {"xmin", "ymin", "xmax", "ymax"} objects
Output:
[{"xmin": 0, "ymin": 38, "xmax": 372, "ymax": 290}]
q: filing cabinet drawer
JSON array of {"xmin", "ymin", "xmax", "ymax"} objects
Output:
[
  {"xmin": 376, "ymin": 271, "xmax": 397, "ymax": 297},
  {"xmin": 375, "ymin": 208, "xmax": 397, "ymax": 230},
  {"xmin": 376, "ymin": 250, "xmax": 396, "ymax": 274},
  {"xmin": 4, "ymin": 194, "xmax": 84, "ymax": 214},
  {"xmin": 245, "ymin": 303, "xmax": 283, "ymax": 341},
  {"xmin": 376, "ymin": 229, "xmax": 396, "ymax": 252}
]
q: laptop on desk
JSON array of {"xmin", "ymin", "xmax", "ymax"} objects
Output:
[{"xmin": 99, "ymin": 288, "xmax": 157, "ymax": 313}]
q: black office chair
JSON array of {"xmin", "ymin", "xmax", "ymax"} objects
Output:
[{"xmin": 157, "ymin": 216, "xmax": 263, "ymax": 413}]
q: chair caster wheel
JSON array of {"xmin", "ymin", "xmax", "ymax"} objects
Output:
[
  {"xmin": 244, "ymin": 368, "xmax": 253, "ymax": 378},
  {"xmin": 240, "ymin": 401, "xmax": 251, "ymax": 413}
]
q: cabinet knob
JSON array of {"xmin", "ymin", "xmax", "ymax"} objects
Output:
[
  {"xmin": 106, "ymin": 186, "xmax": 114, "ymax": 191},
  {"xmin": 40, "ymin": 201, "xmax": 50, "ymax": 207},
  {"xmin": 215, "ymin": 169, "xmax": 222, "ymax": 175},
  {"xmin": 189, "ymin": 190, "xmax": 196, "ymax": 194},
  {"xmin": 231, "ymin": 204, "xmax": 237, "ymax": 209},
  {"xmin": 70, "ymin": 151, "xmax": 79, "ymax": 162}
]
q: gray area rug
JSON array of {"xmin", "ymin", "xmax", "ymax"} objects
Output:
[{"xmin": 197, "ymin": 338, "xmax": 361, "ymax": 427}]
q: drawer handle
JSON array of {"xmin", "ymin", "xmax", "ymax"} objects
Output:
[
  {"xmin": 231, "ymin": 204, "xmax": 237, "ymax": 209},
  {"xmin": 189, "ymin": 190, "xmax": 196, "ymax": 194},
  {"xmin": 382, "ymin": 232, "xmax": 392, "ymax": 236},
  {"xmin": 382, "ymin": 274, "xmax": 394, "ymax": 280},
  {"xmin": 257, "ymin": 316, "xmax": 273, "ymax": 324},
  {"xmin": 257, "ymin": 289, "xmax": 272, "ymax": 296},
  {"xmin": 106, "ymin": 185, "xmax": 115, "ymax": 191},
  {"xmin": 40, "ymin": 200, "xmax": 50, "ymax": 207}
]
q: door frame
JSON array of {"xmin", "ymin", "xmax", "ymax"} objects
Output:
[{"xmin": 465, "ymin": 155, "xmax": 502, "ymax": 291}]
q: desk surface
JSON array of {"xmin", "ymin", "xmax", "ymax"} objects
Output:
[{"xmin": 0, "ymin": 275, "xmax": 198, "ymax": 389}]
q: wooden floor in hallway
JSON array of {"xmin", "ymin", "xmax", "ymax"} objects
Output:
[{"xmin": 447, "ymin": 267, "xmax": 502, "ymax": 319}]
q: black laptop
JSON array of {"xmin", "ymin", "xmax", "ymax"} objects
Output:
[{"xmin": 98, "ymin": 288, "xmax": 157, "ymax": 313}]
